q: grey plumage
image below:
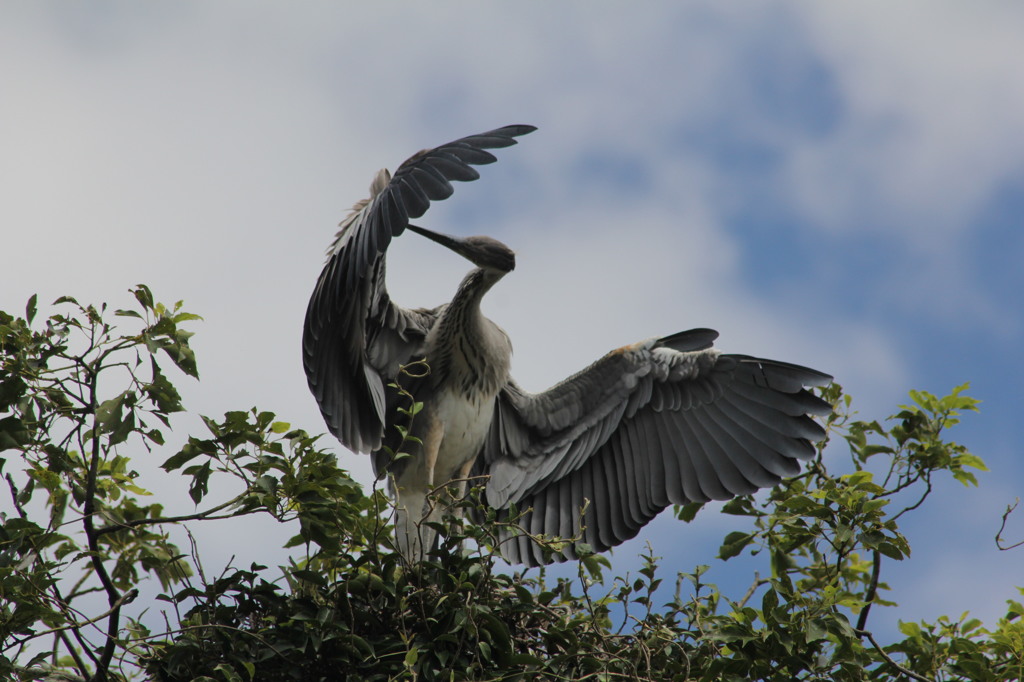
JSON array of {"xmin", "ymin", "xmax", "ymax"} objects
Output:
[{"xmin": 302, "ymin": 125, "xmax": 832, "ymax": 566}]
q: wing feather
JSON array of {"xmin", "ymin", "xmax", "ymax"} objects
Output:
[
  {"xmin": 584, "ymin": 457, "xmax": 607, "ymax": 550},
  {"xmin": 642, "ymin": 412, "xmax": 672, "ymax": 509},
  {"xmin": 623, "ymin": 413, "xmax": 653, "ymax": 514},
  {"xmin": 653, "ymin": 414, "xmax": 687, "ymax": 505},
  {"xmin": 617, "ymin": 428, "xmax": 645, "ymax": 525},
  {"xmin": 712, "ymin": 395, "xmax": 815, "ymax": 475},
  {"xmin": 674, "ymin": 410, "xmax": 726, "ymax": 500},
  {"xmin": 607, "ymin": 434, "xmax": 639, "ymax": 537},
  {"xmin": 483, "ymin": 332, "xmax": 831, "ymax": 565},
  {"xmin": 697, "ymin": 402, "xmax": 782, "ymax": 489},
  {"xmin": 592, "ymin": 446, "xmax": 619, "ymax": 550},
  {"xmin": 302, "ymin": 125, "xmax": 536, "ymax": 453},
  {"xmin": 423, "ymin": 153, "xmax": 481, "ymax": 182},
  {"xmin": 660, "ymin": 409, "xmax": 708, "ymax": 503},
  {"xmin": 683, "ymin": 408, "xmax": 755, "ymax": 498}
]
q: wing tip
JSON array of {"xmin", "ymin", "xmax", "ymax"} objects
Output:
[{"xmin": 660, "ymin": 328, "xmax": 720, "ymax": 352}]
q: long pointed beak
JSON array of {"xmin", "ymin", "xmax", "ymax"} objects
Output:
[
  {"xmin": 406, "ymin": 223, "xmax": 463, "ymax": 252},
  {"xmin": 407, "ymin": 223, "xmax": 516, "ymax": 273}
]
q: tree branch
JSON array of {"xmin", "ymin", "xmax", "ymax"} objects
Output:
[
  {"xmin": 94, "ymin": 494, "xmax": 253, "ymax": 537},
  {"xmin": 996, "ymin": 498, "xmax": 1024, "ymax": 551},
  {"xmin": 22, "ymin": 589, "xmax": 139, "ymax": 643},
  {"xmin": 14, "ymin": 664, "xmax": 87, "ymax": 682},
  {"xmin": 888, "ymin": 475, "xmax": 933, "ymax": 523},
  {"xmin": 856, "ymin": 550, "xmax": 882, "ymax": 632},
  {"xmin": 857, "ymin": 628, "xmax": 935, "ymax": 682},
  {"xmin": 81, "ymin": 367, "xmax": 124, "ymax": 681},
  {"xmin": 5, "ymin": 472, "xmax": 28, "ymax": 518},
  {"xmin": 735, "ymin": 572, "xmax": 764, "ymax": 609},
  {"xmin": 50, "ymin": 582, "xmax": 100, "ymax": 674}
]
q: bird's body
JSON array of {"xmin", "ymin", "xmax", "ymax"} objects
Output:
[
  {"xmin": 386, "ymin": 266, "xmax": 513, "ymax": 557},
  {"xmin": 303, "ymin": 125, "xmax": 833, "ymax": 565}
]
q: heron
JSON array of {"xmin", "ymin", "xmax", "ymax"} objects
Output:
[{"xmin": 303, "ymin": 125, "xmax": 832, "ymax": 566}]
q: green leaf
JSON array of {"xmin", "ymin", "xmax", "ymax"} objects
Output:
[
  {"xmin": 806, "ymin": 617, "xmax": 828, "ymax": 642},
  {"xmin": 844, "ymin": 470, "xmax": 874, "ymax": 486},
  {"xmin": 145, "ymin": 358, "xmax": 184, "ymax": 415},
  {"xmin": 162, "ymin": 441, "xmax": 207, "ymax": 471},
  {"xmin": 899, "ymin": 620, "xmax": 923, "ymax": 639},
  {"xmin": 0, "ymin": 416, "xmax": 32, "ymax": 451},
  {"xmin": 172, "ymin": 311, "xmax": 204, "ymax": 324},
  {"xmin": 718, "ymin": 531, "xmax": 756, "ymax": 560},
  {"xmin": 25, "ymin": 294, "xmax": 37, "ymax": 324},
  {"xmin": 185, "ymin": 461, "xmax": 212, "ymax": 504},
  {"xmin": 114, "ymin": 308, "xmax": 144, "ymax": 319},
  {"xmin": 158, "ymin": 331, "xmax": 199, "ymax": 379},
  {"xmin": 133, "ymin": 284, "xmax": 155, "ymax": 311},
  {"xmin": 720, "ymin": 496, "xmax": 757, "ymax": 517},
  {"xmin": 761, "ymin": 588, "xmax": 780, "ymax": 623},
  {"xmin": 956, "ymin": 453, "xmax": 988, "ymax": 472},
  {"xmin": 290, "ymin": 569, "xmax": 327, "ymax": 586},
  {"xmin": 876, "ymin": 540, "xmax": 906, "ymax": 561},
  {"xmin": 95, "ymin": 392, "xmax": 127, "ymax": 432}
]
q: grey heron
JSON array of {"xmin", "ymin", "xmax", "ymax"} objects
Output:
[{"xmin": 303, "ymin": 125, "xmax": 832, "ymax": 566}]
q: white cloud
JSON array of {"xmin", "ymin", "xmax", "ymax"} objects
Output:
[{"xmin": 792, "ymin": 3, "xmax": 1024, "ymax": 237}]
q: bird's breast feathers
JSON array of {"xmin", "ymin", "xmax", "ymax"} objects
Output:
[{"xmin": 430, "ymin": 389, "xmax": 497, "ymax": 481}]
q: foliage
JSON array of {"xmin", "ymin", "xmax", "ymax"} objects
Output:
[{"xmin": 1, "ymin": 289, "xmax": 1021, "ymax": 681}]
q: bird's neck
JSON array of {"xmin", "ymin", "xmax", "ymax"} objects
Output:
[{"xmin": 428, "ymin": 268, "xmax": 510, "ymax": 400}]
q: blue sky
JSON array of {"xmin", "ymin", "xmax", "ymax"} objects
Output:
[{"xmin": 2, "ymin": 1, "xmax": 1022, "ymax": 643}]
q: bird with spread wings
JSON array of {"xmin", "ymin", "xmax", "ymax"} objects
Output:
[{"xmin": 303, "ymin": 125, "xmax": 832, "ymax": 566}]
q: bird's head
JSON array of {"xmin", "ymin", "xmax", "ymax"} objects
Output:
[{"xmin": 407, "ymin": 224, "xmax": 515, "ymax": 273}]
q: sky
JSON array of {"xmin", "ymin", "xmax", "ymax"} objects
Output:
[{"xmin": 2, "ymin": 1, "xmax": 1023, "ymax": 645}]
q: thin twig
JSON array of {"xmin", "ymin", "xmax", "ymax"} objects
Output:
[
  {"xmin": 120, "ymin": 622, "xmax": 297, "ymax": 663},
  {"xmin": 5, "ymin": 473, "xmax": 28, "ymax": 518},
  {"xmin": 13, "ymin": 664, "xmax": 87, "ymax": 682},
  {"xmin": 49, "ymin": 582, "xmax": 100, "ymax": 673},
  {"xmin": 996, "ymin": 498, "xmax": 1024, "ymax": 551},
  {"xmin": 94, "ymin": 494, "xmax": 252, "ymax": 537},
  {"xmin": 858, "ymin": 628, "xmax": 935, "ymax": 682},
  {"xmin": 64, "ymin": 569, "xmax": 99, "ymax": 602},
  {"xmin": 22, "ymin": 589, "xmax": 139, "ymax": 642},
  {"xmin": 735, "ymin": 572, "xmax": 764, "ymax": 609},
  {"xmin": 889, "ymin": 476, "xmax": 933, "ymax": 523}
]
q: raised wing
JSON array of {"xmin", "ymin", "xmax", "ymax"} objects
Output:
[
  {"xmin": 303, "ymin": 125, "xmax": 537, "ymax": 454},
  {"xmin": 477, "ymin": 329, "xmax": 832, "ymax": 565}
]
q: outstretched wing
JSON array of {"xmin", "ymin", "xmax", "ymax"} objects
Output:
[
  {"xmin": 303, "ymin": 125, "xmax": 537, "ymax": 454},
  {"xmin": 477, "ymin": 329, "xmax": 832, "ymax": 565}
]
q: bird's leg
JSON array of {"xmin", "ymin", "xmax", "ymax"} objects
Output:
[
  {"xmin": 422, "ymin": 419, "xmax": 445, "ymax": 488},
  {"xmin": 431, "ymin": 457, "xmax": 477, "ymax": 524},
  {"xmin": 429, "ymin": 457, "xmax": 479, "ymax": 557},
  {"xmin": 453, "ymin": 457, "xmax": 476, "ymax": 506},
  {"xmin": 394, "ymin": 489, "xmax": 428, "ymax": 563},
  {"xmin": 394, "ymin": 420, "xmax": 445, "ymax": 563}
]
